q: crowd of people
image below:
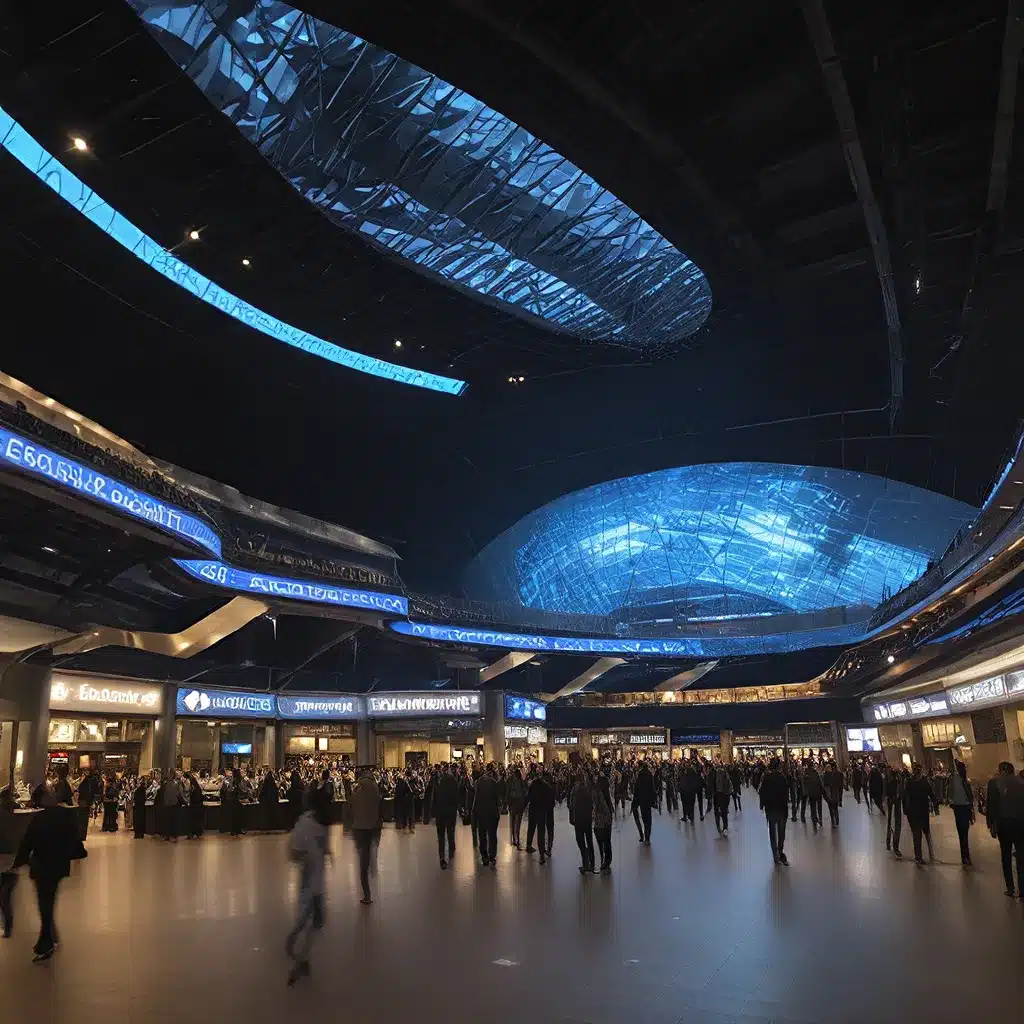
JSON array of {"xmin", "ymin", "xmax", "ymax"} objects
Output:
[{"xmin": 3, "ymin": 751, "xmax": 1024, "ymax": 976}]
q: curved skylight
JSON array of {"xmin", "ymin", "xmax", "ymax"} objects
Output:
[
  {"xmin": 466, "ymin": 463, "xmax": 977, "ymax": 619},
  {"xmin": 0, "ymin": 106, "xmax": 465, "ymax": 395},
  {"xmin": 129, "ymin": 0, "xmax": 712, "ymax": 350}
]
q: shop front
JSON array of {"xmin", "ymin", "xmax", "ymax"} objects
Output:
[
  {"xmin": 504, "ymin": 724, "xmax": 547, "ymax": 764},
  {"xmin": 367, "ymin": 690, "xmax": 484, "ymax": 768},
  {"xmin": 174, "ymin": 686, "xmax": 276, "ymax": 773},
  {"xmin": 732, "ymin": 732, "xmax": 785, "ymax": 763},
  {"xmin": 589, "ymin": 728, "xmax": 669, "ymax": 760},
  {"xmin": 550, "ymin": 731, "xmax": 581, "ymax": 762},
  {"xmin": 47, "ymin": 673, "xmax": 164, "ymax": 780},
  {"xmin": 277, "ymin": 694, "xmax": 361, "ymax": 770},
  {"xmin": 845, "ymin": 726, "xmax": 885, "ymax": 763},
  {"xmin": 785, "ymin": 722, "xmax": 837, "ymax": 762},
  {"xmin": 670, "ymin": 729, "xmax": 723, "ymax": 761}
]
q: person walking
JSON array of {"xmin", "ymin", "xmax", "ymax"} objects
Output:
[
  {"xmin": 285, "ymin": 785, "xmax": 330, "ymax": 986},
  {"xmin": 350, "ymin": 768, "xmax": 380, "ymax": 905},
  {"xmin": 0, "ymin": 786, "xmax": 17, "ymax": 937},
  {"xmin": 472, "ymin": 765, "xmax": 501, "ymax": 867},
  {"xmin": 287, "ymin": 771, "xmax": 305, "ymax": 831},
  {"xmin": 851, "ymin": 761, "xmax": 864, "ymax": 805},
  {"xmin": 985, "ymin": 761, "xmax": 1024, "ymax": 897},
  {"xmin": 759, "ymin": 757, "xmax": 790, "ymax": 865},
  {"xmin": 100, "ymin": 775, "xmax": 119, "ymax": 832},
  {"xmin": 393, "ymin": 771, "xmax": 412, "ymax": 832},
  {"xmin": 788, "ymin": 760, "xmax": 802, "ymax": 823},
  {"xmin": 159, "ymin": 772, "xmax": 183, "ymax": 841},
  {"xmin": 663, "ymin": 764, "xmax": 678, "ymax": 816},
  {"xmin": 884, "ymin": 765, "xmax": 904, "ymax": 857},
  {"xmin": 822, "ymin": 760, "xmax": 843, "ymax": 828},
  {"xmin": 947, "ymin": 759, "xmax": 974, "ymax": 867},
  {"xmin": 868, "ymin": 763, "xmax": 885, "ymax": 815},
  {"xmin": 12, "ymin": 785, "xmax": 82, "ymax": 962},
  {"xmin": 678, "ymin": 759, "xmax": 700, "ymax": 823},
  {"xmin": 802, "ymin": 762, "xmax": 823, "ymax": 830},
  {"xmin": 431, "ymin": 764, "xmax": 459, "ymax": 869},
  {"xmin": 711, "ymin": 763, "xmax": 733, "ymax": 835},
  {"xmin": 185, "ymin": 772, "xmax": 205, "ymax": 839},
  {"xmin": 570, "ymin": 772, "xmax": 595, "ymax": 873},
  {"xmin": 632, "ymin": 762, "xmax": 656, "ymax": 843},
  {"xmin": 728, "ymin": 763, "xmax": 743, "ymax": 813},
  {"xmin": 506, "ymin": 765, "xmax": 526, "ymax": 848},
  {"xmin": 525, "ymin": 770, "xmax": 554, "ymax": 863},
  {"xmin": 904, "ymin": 764, "xmax": 935, "ymax": 865},
  {"xmin": 258, "ymin": 770, "xmax": 280, "ymax": 832},
  {"xmin": 131, "ymin": 777, "xmax": 148, "ymax": 839},
  {"xmin": 594, "ymin": 773, "xmax": 613, "ymax": 872}
]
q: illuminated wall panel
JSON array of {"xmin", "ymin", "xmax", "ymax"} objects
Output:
[
  {"xmin": 466, "ymin": 464, "xmax": 976, "ymax": 619},
  {"xmin": 129, "ymin": 0, "xmax": 711, "ymax": 350}
]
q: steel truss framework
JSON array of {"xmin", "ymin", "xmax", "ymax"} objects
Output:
[{"xmin": 130, "ymin": 0, "xmax": 712, "ymax": 350}]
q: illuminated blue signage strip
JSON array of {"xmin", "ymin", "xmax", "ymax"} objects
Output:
[
  {"xmin": 390, "ymin": 619, "xmax": 866, "ymax": 657},
  {"xmin": 504, "ymin": 694, "xmax": 547, "ymax": 722},
  {"xmin": 0, "ymin": 426, "xmax": 220, "ymax": 557},
  {"xmin": 277, "ymin": 695, "xmax": 362, "ymax": 720},
  {"xmin": 177, "ymin": 687, "xmax": 276, "ymax": 718},
  {"xmin": 0, "ymin": 105, "xmax": 466, "ymax": 397},
  {"xmin": 174, "ymin": 559, "xmax": 408, "ymax": 615}
]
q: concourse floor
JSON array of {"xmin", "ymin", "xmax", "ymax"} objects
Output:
[{"xmin": 1, "ymin": 796, "xmax": 1021, "ymax": 1024}]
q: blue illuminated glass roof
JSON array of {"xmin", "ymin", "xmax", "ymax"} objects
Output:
[
  {"xmin": 466, "ymin": 464, "xmax": 977, "ymax": 620},
  {"xmin": 128, "ymin": 0, "xmax": 712, "ymax": 350}
]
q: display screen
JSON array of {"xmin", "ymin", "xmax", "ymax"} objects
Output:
[
  {"xmin": 0, "ymin": 426, "xmax": 220, "ymax": 557},
  {"xmin": 504, "ymin": 694, "xmax": 547, "ymax": 721},
  {"xmin": 869, "ymin": 692, "xmax": 948, "ymax": 722},
  {"xmin": 221, "ymin": 742, "xmax": 252, "ymax": 755},
  {"xmin": 174, "ymin": 559, "xmax": 408, "ymax": 615},
  {"xmin": 846, "ymin": 727, "xmax": 881, "ymax": 752},
  {"xmin": 671, "ymin": 730, "xmax": 721, "ymax": 746}
]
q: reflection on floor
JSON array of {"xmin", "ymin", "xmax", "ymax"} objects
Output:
[{"xmin": 1, "ymin": 798, "xmax": 1021, "ymax": 1023}]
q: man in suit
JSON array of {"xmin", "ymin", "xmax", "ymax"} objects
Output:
[
  {"xmin": 472, "ymin": 765, "xmax": 501, "ymax": 867},
  {"xmin": 431, "ymin": 765, "xmax": 460, "ymax": 869}
]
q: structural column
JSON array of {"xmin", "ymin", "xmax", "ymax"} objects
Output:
[
  {"xmin": 356, "ymin": 719, "xmax": 376, "ymax": 766},
  {"xmin": 482, "ymin": 690, "xmax": 506, "ymax": 764},
  {"xmin": 154, "ymin": 682, "xmax": 177, "ymax": 776},
  {"xmin": 2, "ymin": 663, "xmax": 52, "ymax": 788}
]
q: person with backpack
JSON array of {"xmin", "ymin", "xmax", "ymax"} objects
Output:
[{"xmin": 986, "ymin": 762, "xmax": 1024, "ymax": 897}]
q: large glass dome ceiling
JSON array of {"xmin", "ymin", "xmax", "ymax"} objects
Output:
[
  {"xmin": 465, "ymin": 464, "xmax": 977, "ymax": 620},
  {"xmin": 129, "ymin": 0, "xmax": 712, "ymax": 350}
]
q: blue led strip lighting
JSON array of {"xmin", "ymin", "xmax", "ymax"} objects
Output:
[
  {"xmin": 0, "ymin": 425, "xmax": 221, "ymax": 557},
  {"xmin": 0, "ymin": 105, "xmax": 466, "ymax": 396},
  {"xmin": 128, "ymin": 1, "xmax": 711, "ymax": 351},
  {"xmin": 175, "ymin": 558, "xmax": 408, "ymax": 615},
  {"xmin": 390, "ymin": 618, "xmax": 869, "ymax": 658}
]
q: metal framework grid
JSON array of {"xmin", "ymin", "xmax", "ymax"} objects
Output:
[
  {"xmin": 466, "ymin": 463, "xmax": 977, "ymax": 620},
  {"xmin": 130, "ymin": 0, "xmax": 712, "ymax": 350}
]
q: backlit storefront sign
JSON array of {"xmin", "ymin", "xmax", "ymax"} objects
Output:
[
  {"xmin": 504, "ymin": 694, "xmax": 547, "ymax": 722},
  {"xmin": 628, "ymin": 732, "xmax": 667, "ymax": 746},
  {"xmin": 504, "ymin": 724, "xmax": 547, "ymax": 744},
  {"xmin": 277, "ymin": 695, "xmax": 361, "ymax": 719},
  {"xmin": 733, "ymin": 734, "xmax": 785, "ymax": 747},
  {"xmin": 174, "ymin": 559, "xmax": 408, "ymax": 615},
  {"xmin": 947, "ymin": 675, "xmax": 1007, "ymax": 708},
  {"xmin": 670, "ymin": 730, "xmax": 721, "ymax": 746},
  {"xmin": 869, "ymin": 692, "xmax": 948, "ymax": 722},
  {"xmin": 366, "ymin": 692, "xmax": 481, "ymax": 717},
  {"xmin": 49, "ymin": 676, "xmax": 164, "ymax": 715},
  {"xmin": 552, "ymin": 734, "xmax": 579, "ymax": 746},
  {"xmin": 1, "ymin": 426, "xmax": 220, "ymax": 557},
  {"xmin": 176, "ymin": 687, "xmax": 275, "ymax": 718}
]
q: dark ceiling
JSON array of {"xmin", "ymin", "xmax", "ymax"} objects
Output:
[{"xmin": 1, "ymin": 0, "xmax": 1022, "ymax": 592}]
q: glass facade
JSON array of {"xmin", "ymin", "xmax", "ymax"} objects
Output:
[
  {"xmin": 129, "ymin": 0, "xmax": 711, "ymax": 350},
  {"xmin": 466, "ymin": 463, "xmax": 976, "ymax": 620}
]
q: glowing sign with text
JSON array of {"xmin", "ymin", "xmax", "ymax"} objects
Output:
[
  {"xmin": 174, "ymin": 559, "xmax": 407, "ymax": 615},
  {"xmin": 868, "ymin": 692, "xmax": 948, "ymax": 722},
  {"xmin": 176, "ymin": 687, "xmax": 275, "ymax": 718},
  {"xmin": 50, "ymin": 676, "xmax": 164, "ymax": 715},
  {"xmin": 0, "ymin": 426, "xmax": 220, "ymax": 556},
  {"xmin": 366, "ymin": 692, "xmax": 481, "ymax": 717},
  {"xmin": 947, "ymin": 675, "xmax": 1007, "ymax": 708},
  {"xmin": 0, "ymin": 104, "xmax": 466, "ymax": 396},
  {"xmin": 277, "ymin": 695, "xmax": 362, "ymax": 719}
]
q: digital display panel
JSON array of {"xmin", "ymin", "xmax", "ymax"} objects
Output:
[
  {"xmin": 947, "ymin": 675, "xmax": 1007, "ymax": 708},
  {"xmin": 176, "ymin": 687, "xmax": 276, "ymax": 718},
  {"xmin": 0, "ymin": 104, "xmax": 465, "ymax": 396},
  {"xmin": 504, "ymin": 694, "xmax": 547, "ymax": 722},
  {"xmin": 846, "ymin": 727, "xmax": 881, "ymax": 753},
  {"xmin": 0, "ymin": 426, "xmax": 220, "ymax": 557},
  {"xmin": 868, "ymin": 692, "xmax": 948, "ymax": 722},
  {"xmin": 174, "ymin": 559, "xmax": 407, "ymax": 615},
  {"xmin": 129, "ymin": 1, "xmax": 710, "ymax": 352},
  {"xmin": 222, "ymin": 742, "xmax": 253, "ymax": 755}
]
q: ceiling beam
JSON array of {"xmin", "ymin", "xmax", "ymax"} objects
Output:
[
  {"xmin": 478, "ymin": 651, "xmax": 536, "ymax": 685},
  {"xmin": 548, "ymin": 657, "xmax": 625, "ymax": 700},
  {"xmin": 800, "ymin": 0, "xmax": 904, "ymax": 425},
  {"xmin": 652, "ymin": 661, "xmax": 719, "ymax": 692}
]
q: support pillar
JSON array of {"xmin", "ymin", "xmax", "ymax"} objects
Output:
[
  {"xmin": 1002, "ymin": 707, "xmax": 1024, "ymax": 772},
  {"xmin": 482, "ymin": 690, "xmax": 505, "ymax": 764},
  {"xmin": 154, "ymin": 682, "xmax": 177, "ymax": 777},
  {"xmin": 720, "ymin": 730, "xmax": 733, "ymax": 763},
  {"xmin": 356, "ymin": 720, "xmax": 376, "ymax": 766},
  {"xmin": 2, "ymin": 663, "xmax": 52, "ymax": 788}
]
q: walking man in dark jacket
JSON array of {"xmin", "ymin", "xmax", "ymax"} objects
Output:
[
  {"xmin": 759, "ymin": 758, "xmax": 790, "ymax": 865},
  {"xmin": 678, "ymin": 760, "xmax": 701, "ymax": 823},
  {"xmin": 986, "ymin": 761, "xmax": 1024, "ymax": 897},
  {"xmin": 632, "ymin": 763, "xmax": 656, "ymax": 843},
  {"xmin": 525, "ymin": 772, "xmax": 555, "ymax": 863},
  {"xmin": 570, "ymin": 773, "xmax": 595, "ymax": 873},
  {"xmin": 904, "ymin": 764, "xmax": 935, "ymax": 864},
  {"xmin": 822, "ymin": 761, "xmax": 844, "ymax": 828},
  {"xmin": 885, "ymin": 766, "xmax": 904, "ymax": 858},
  {"xmin": 431, "ymin": 765, "xmax": 460, "ymax": 869},
  {"xmin": 472, "ymin": 766, "xmax": 501, "ymax": 867}
]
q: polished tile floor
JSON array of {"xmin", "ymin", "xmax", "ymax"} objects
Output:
[{"xmin": 1, "ymin": 796, "xmax": 1021, "ymax": 1023}]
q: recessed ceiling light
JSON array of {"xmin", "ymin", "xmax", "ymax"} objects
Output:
[
  {"xmin": 241, "ymin": 258, "xmax": 250, "ymax": 266},
  {"xmin": 393, "ymin": 339, "xmax": 402, "ymax": 348},
  {"xmin": 518, "ymin": 376, "xmax": 525, "ymax": 382},
  {"xmin": 189, "ymin": 229, "xmax": 200, "ymax": 241},
  {"xmin": 886, "ymin": 655, "xmax": 895, "ymax": 664},
  {"xmin": 71, "ymin": 136, "xmax": 88, "ymax": 152},
  {"xmin": 42, "ymin": 545, "xmax": 58, "ymax": 554}
]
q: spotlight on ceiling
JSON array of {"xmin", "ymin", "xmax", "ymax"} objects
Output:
[
  {"xmin": 518, "ymin": 376, "xmax": 525, "ymax": 382},
  {"xmin": 41, "ymin": 545, "xmax": 58, "ymax": 554},
  {"xmin": 241, "ymin": 258, "xmax": 250, "ymax": 267},
  {"xmin": 886, "ymin": 655, "xmax": 895, "ymax": 665},
  {"xmin": 71, "ymin": 136, "xmax": 88, "ymax": 152},
  {"xmin": 188, "ymin": 229, "xmax": 200, "ymax": 241},
  {"xmin": 393, "ymin": 339, "xmax": 402, "ymax": 348}
]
